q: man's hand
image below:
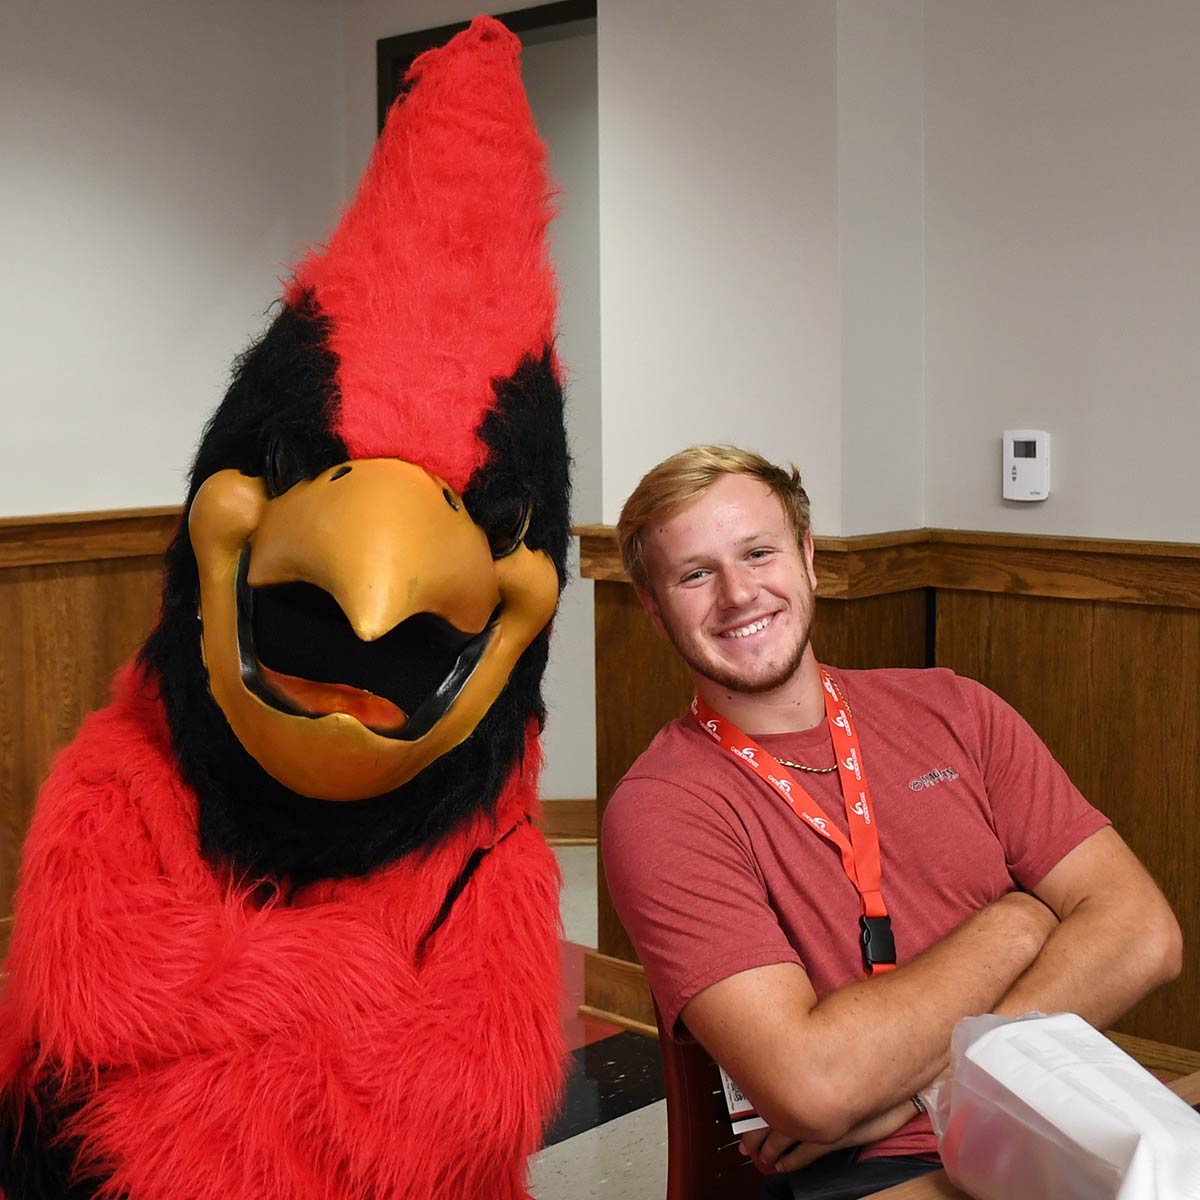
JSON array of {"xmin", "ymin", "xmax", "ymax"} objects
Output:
[
  {"xmin": 739, "ymin": 1099, "xmax": 920, "ymax": 1175},
  {"xmin": 683, "ymin": 889, "xmax": 1057, "ymax": 1145}
]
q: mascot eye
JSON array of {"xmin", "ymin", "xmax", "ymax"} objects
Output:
[
  {"xmin": 264, "ymin": 433, "xmax": 300, "ymax": 499},
  {"xmin": 485, "ymin": 498, "xmax": 531, "ymax": 559}
]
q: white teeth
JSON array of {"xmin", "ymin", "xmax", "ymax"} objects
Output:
[{"xmin": 723, "ymin": 616, "xmax": 772, "ymax": 639}]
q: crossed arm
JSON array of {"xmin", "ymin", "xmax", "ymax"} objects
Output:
[{"xmin": 682, "ymin": 826, "xmax": 1182, "ymax": 1161}]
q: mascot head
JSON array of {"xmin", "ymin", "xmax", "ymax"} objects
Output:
[{"xmin": 141, "ymin": 16, "xmax": 569, "ymax": 881}]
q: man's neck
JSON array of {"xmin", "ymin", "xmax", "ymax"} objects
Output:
[{"xmin": 694, "ymin": 650, "xmax": 826, "ymax": 736}]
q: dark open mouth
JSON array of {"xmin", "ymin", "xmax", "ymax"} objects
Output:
[{"xmin": 234, "ymin": 555, "xmax": 494, "ymax": 741}]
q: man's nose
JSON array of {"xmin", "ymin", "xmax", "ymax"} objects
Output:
[{"xmin": 716, "ymin": 565, "xmax": 755, "ymax": 608}]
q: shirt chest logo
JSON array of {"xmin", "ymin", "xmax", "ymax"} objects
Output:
[{"xmin": 909, "ymin": 766, "xmax": 960, "ymax": 792}]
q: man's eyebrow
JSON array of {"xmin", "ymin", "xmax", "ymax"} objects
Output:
[{"xmin": 668, "ymin": 532, "xmax": 780, "ymax": 571}]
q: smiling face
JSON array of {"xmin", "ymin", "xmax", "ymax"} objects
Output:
[{"xmin": 637, "ymin": 473, "xmax": 819, "ymax": 699}]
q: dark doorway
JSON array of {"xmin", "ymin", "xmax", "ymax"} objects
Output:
[{"xmin": 376, "ymin": 1, "xmax": 598, "ymax": 133}]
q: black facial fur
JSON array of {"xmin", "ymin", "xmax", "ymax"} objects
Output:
[
  {"xmin": 465, "ymin": 347, "xmax": 571, "ymax": 589},
  {"xmin": 0, "ymin": 1077, "xmax": 101, "ymax": 1200},
  {"xmin": 138, "ymin": 297, "xmax": 570, "ymax": 885}
]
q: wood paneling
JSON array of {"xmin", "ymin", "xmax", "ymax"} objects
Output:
[
  {"xmin": 0, "ymin": 507, "xmax": 178, "ymax": 569},
  {"xmin": 0, "ymin": 552, "xmax": 164, "ymax": 921},
  {"xmin": 539, "ymin": 798, "xmax": 597, "ymax": 843},
  {"xmin": 582, "ymin": 950, "xmax": 657, "ymax": 1034},
  {"xmin": 577, "ymin": 525, "xmax": 1200, "ymax": 608},
  {"xmin": 592, "ymin": 581, "xmax": 696, "ymax": 964},
  {"xmin": 936, "ymin": 591, "xmax": 1200, "ymax": 1050},
  {"xmin": 811, "ymin": 591, "xmax": 929, "ymax": 672},
  {"xmin": 926, "ymin": 530, "xmax": 1200, "ymax": 609}
]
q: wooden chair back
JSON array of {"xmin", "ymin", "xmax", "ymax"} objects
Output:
[{"xmin": 654, "ymin": 999, "xmax": 764, "ymax": 1200}]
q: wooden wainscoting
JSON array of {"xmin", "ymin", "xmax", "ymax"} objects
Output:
[
  {"xmin": 539, "ymin": 799, "xmax": 597, "ymax": 844},
  {"xmin": 0, "ymin": 509, "xmax": 177, "ymax": 929},
  {"xmin": 580, "ymin": 525, "xmax": 1200, "ymax": 1052},
  {"xmin": 936, "ymin": 590, "xmax": 1200, "ymax": 1051}
]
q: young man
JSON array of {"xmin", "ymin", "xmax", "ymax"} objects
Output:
[{"xmin": 602, "ymin": 445, "xmax": 1182, "ymax": 1200}]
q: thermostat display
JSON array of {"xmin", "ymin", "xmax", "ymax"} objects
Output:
[{"xmin": 1003, "ymin": 429, "xmax": 1051, "ymax": 501}]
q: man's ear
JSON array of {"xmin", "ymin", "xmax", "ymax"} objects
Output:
[
  {"xmin": 802, "ymin": 530, "xmax": 818, "ymax": 592},
  {"xmin": 634, "ymin": 585, "xmax": 669, "ymax": 641}
]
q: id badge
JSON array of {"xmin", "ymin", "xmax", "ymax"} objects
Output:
[{"xmin": 718, "ymin": 1063, "xmax": 769, "ymax": 1134}]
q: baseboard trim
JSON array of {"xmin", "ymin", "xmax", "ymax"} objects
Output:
[
  {"xmin": 577, "ymin": 1004, "xmax": 657, "ymax": 1039},
  {"xmin": 540, "ymin": 797, "xmax": 597, "ymax": 843}
]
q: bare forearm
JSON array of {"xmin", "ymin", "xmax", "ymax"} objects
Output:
[
  {"xmin": 798, "ymin": 894, "xmax": 1053, "ymax": 1121},
  {"xmin": 995, "ymin": 829, "xmax": 1183, "ymax": 1029},
  {"xmin": 995, "ymin": 893, "xmax": 1182, "ymax": 1027},
  {"xmin": 706, "ymin": 892, "xmax": 1057, "ymax": 1142}
]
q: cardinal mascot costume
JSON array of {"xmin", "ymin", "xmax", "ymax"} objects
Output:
[{"xmin": 0, "ymin": 16, "xmax": 570, "ymax": 1199}]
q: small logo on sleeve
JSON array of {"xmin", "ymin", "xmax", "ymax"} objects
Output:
[{"xmin": 909, "ymin": 767, "xmax": 960, "ymax": 792}]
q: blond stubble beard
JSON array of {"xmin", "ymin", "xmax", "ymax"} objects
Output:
[{"xmin": 659, "ymin": 613, "xmax": 814, "ymax": 697}]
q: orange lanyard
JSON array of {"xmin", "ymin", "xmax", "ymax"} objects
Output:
[{"xmin": 691, "ymin": 668, "xmax": 895, "ymax": 975}]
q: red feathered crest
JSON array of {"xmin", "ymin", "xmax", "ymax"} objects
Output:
[{"xmin": 289, "ymin": 16, "xmax": 558, "ymax": 492}]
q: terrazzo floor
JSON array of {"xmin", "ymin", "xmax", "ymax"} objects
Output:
[{"xmin": 533, "ymin": 846, "xmax": 668, "ymax": 1200}]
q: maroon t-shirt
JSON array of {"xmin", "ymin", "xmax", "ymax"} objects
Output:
[{"xmin": 602, "ymin": 667, "xmax": 1109, "ymax": 1161}]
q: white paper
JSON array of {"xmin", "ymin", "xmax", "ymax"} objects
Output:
[{"xmin": 928, "ymin": 1012, "xmax": 1200, "ymax": 1199}]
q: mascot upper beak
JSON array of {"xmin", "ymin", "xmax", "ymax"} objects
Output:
[
  {"xmin": 248, "ymin": 460, "xmax": 498, "ymax": 645},
  {"xmin": 188, "ymin": 459, "xmax": 558, "ymax": 801}
]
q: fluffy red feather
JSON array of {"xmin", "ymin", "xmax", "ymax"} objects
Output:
[
  {"xmin": 289, "ymin": 18, "xmax": 559, "ymax": 490},
  {"xmin": 1, "ymin": 668, "xmax": 563, "ymax": 1198}
]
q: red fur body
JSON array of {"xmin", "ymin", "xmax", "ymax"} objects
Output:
[
  {"xmin": 0, "ymin": 667, "xmax": 564, "ymax": 1199},
  {"xmin": 289, "ymin": 18, "xmax": 559, "ymax": 492}
]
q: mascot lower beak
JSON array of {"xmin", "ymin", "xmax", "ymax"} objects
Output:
[{"xmin": 188, "ymin": 459, "xmax": 558, "ymax": 801}]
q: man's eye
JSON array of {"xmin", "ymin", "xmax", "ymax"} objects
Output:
[{"xmin": 485, "ymin": 498, "xmax": 531, "ymax": 559}]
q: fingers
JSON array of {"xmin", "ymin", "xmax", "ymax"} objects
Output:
[
  {"xmin": 737, "ymin": 1126, "xmax": 771, "ymax": 1158},
  {"xmin": 753, "ymin": 1128, "xmax": 802, "ymax": 1171},
  {"xmin": 772, "ymin": 1140, "xmax": 827, "ymax": 1173}
]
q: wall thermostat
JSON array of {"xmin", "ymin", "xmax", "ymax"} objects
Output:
[{"xmin": 1002, "ymin": 429, "xmax": 1051, "ymax": 501}]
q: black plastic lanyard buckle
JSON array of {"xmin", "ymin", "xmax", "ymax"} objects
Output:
[{"xmin": 860, "ymin": 914, "xmax": 896, "ymax": 973}]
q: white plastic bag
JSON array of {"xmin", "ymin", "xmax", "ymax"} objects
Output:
[{"xmin": 922, "ymin": 1013, "xmax": 1200, "ymax": 1199}]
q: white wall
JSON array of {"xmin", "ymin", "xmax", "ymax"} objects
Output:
[
  {"xmin": 596, "ymin": 0, "xmax": 843, "ymax": 532},
  {"xmin": 341, "ymin": 0, "xmax": 486, "ymax": 185},
  {"xmin": 837, "ymin": 1, "xmax": 926, "ymax": 535},
  {"xmin": 0, "ymin": 0, "xmax": 346, "ymax": 517},
  {"xmin": 522, "ymin": 29, "xmax": 601, "ymax": 800},
  {"xmin": 924, "ymin": 0, "xmax": 1200, "ymax": 540}
]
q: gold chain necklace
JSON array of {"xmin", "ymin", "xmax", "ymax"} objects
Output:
[
  {"xmin": 774, "ymin": 756, "xmax": 839, "ymax": 775},
  {"xmin": 773, "ymin": 677, "xmax": 854, "ymax": 776}
]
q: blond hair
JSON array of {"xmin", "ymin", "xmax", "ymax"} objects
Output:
[{"xmin": 617, "ymin": 445, "xmax": 811, "ymax": 590}]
